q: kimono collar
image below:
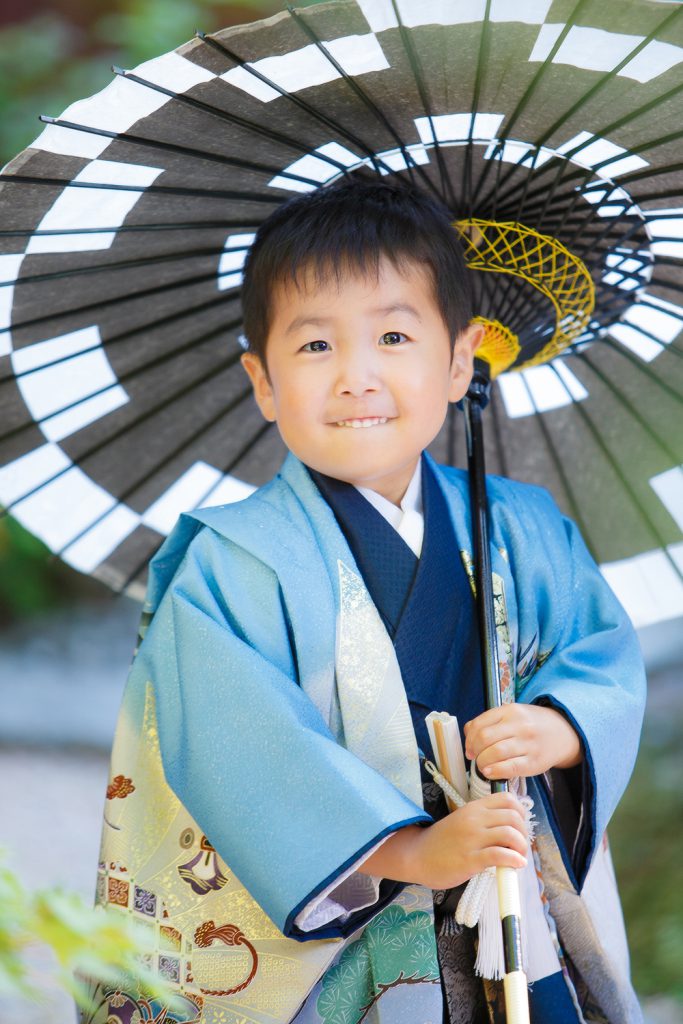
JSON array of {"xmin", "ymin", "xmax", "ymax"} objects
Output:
[{"xmin": 355, "ymin": 458, "xmax": 424, "ymax": 557}]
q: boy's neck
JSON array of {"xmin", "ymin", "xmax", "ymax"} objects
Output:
[{"xmin": 352, "ymin": 456, "xmax": 423, "ymax": 509}]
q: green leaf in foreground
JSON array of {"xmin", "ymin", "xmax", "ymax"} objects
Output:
[{"xmin": 0, "ymin": 849, "xmax": 185, "ymax": 1014}]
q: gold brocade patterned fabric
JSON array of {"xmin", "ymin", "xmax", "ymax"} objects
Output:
[{"xmin": 81, "ymin": 683, "xmax": 344, "ymax": 1024}]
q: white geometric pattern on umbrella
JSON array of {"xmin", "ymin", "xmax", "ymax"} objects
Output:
[{"xmin": 0, "ymin": 0, "xmax": 681, "ymax": 621}]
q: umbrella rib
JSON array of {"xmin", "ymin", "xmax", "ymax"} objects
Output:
[
  {"xmin": 0, "ymin": 219, "xmax": 262, "ymax": 240},
  {"xmin": 589, "ymin": 287, "xmax": 683, "ymax": 363},
  {"xmin": 462, "ymin": 0, "xmax": 493, "ymax": 219},
  {"xmin": 480, "ymin": 3, "xmax": 683, "ymax": 206},
  {"xmin": 1, "ymin": 348, "xmax": 250, "ymax": 518},
  {"xmin": 494, "ymin": 160, "xmax": 617, "ymax": 238},
  {"xmin": 489, "ymin": 135, "xmax": 683, "ymax": 224},
  {"xmin": 511, "ymin": 161, "xmax": 604, "ymax": 249},
  {"xmin": 4, "ymin": 246, "xmax": 241, "ymax": 289},
  {"xmin": 3, "ymin": 244, "xmax": 249, "ymax": 290},
  {"xmin": 0, "ymin": 321, "xmax": 245, "ymax": 450},
  {"xmin": 643, "ymin": 272, "xmax": 683, "ymax": 303},
  {"xmin": 108, "ymin": 66, "xmax": 356, "ymax": 178},
  {"xmin": 387, "ymin": 0, "xmax": 458, "ymax": 209},
  {"xmin": 195, "ymin": 30, "xmax": 394, "ymax": 178},
  {"xmin": 488, "ymin": 386, "xmax": 509, "ymax": 479},
  {"xmin": 283, "ymin": 3, "xmax": 443, "ymax": 201},
  {"xmin": 496, "ymin": 195, "xmax": 648, "ymax": 332},
  {"xmin": 637, "ymin": 294, "xmax": 683, "ymax": 325},
  {"xmin": 0, "ymin": 266, "xmax": 240, "ymax": 341},
  {"xmin": 51, "ymin": 383, "xmax": 259, "ymax": 562},
  {"xmin": 493, "ymin": 187, "xmax": 661, "ymax": 334},
  {"xmin": 3, "ymin": 173, "xmax": 289, "ymax": 205},
  {"xmin": 607, "ymin": 305, "xmax": 683, "ymax": 358},
  {"xmin": 0, "ymin": 296, "xmax": 240, "ymax": 395},
  {"xmin": 565, "ymin": 200, "xmax": 647, "ymax": 258},
  {"xmin": 34, "ymin": 115, "xmax": 334, "ymax": 188},
  {"xmin": 515, "ymin": 371, "xmax": 592, "ymax": 542},
  {"xmin": 585, "ymin": 162, "xmax": 683, "ymax": 193},
  {"xmin": 493, "ymin": 100, "xmax": 683, "ymax": 210},
  {"xmin": 118, "ymin": 419, "xmax": 274, "ymax": 595},
  {"xmin": 490, "ymin": 278, "xmax": 549, "ymax": 342},
  {"xmin": 593, "ymin": 334, "xmax": 683, "ymax": 401},
  {"xmin": 581, "ymin": 79, "xmax": 683, "ymax": 150},
  {"xmin": 545, "ymin": 359, "xmax": 683, "ymax": 578},
  {"xmin": 568, "ymin": 349, "xmax": 682, "ymax": 465},
  {"xmin": 472, "ymin": 0, "xmax": 590, "ymax": 212},
  {"xmin": 643, "ymin": 211, "xmax": 683, "ymax": 222}
]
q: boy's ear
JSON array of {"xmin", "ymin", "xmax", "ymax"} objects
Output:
[
  {"xmin": 240, "ymin": 352, "xmax": 277, "ymax": 422},
  {"xmin": 447, "ymin": 321, "xmax": 485, "ymax": 403}
]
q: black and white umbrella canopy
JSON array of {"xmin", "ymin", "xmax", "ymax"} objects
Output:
[{"xmin": 1, "ymin": 0, "xmax": 682, "ymax": 626}]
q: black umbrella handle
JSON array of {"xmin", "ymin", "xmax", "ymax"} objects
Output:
[
  {"xmin": 462, "ymin": 360, "xmax": 506, "ymax": 751},
  {"xmin": 462, "ymin": 359, "xmax": 530, "ymax": 1024}
]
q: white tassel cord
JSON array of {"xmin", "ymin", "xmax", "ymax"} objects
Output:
[{"xmin": 423, "ymin": 759, "xmax": 535, "ymax": 981}]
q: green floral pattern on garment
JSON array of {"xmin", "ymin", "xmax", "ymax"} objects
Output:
[{"xmin": 317, "ymin": 905, "xmax": 440, "ymax": 1024}]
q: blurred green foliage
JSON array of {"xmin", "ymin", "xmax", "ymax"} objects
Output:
[
  {"xmin": 0, "ymin": 0, "xmax": 332, "ymax": 165},
  {"xmin": 0, "ymin": 848, "xmax": 184, "ymax": 1011},
  {"xmin": 0, "ymin": 516, "xmax": 112, "ymax": 624},
  {"xmin": 610, "ymin": 723, "xmax": 683, "ymax": 1002}
]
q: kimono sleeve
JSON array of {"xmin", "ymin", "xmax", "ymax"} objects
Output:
[
  {"xmin": 511, "ymin": 487, "xmax": 646, "ymax": 888},
  {"xmin": 134, "ymin": 526, "xmax": 431, "ymax": 940}
]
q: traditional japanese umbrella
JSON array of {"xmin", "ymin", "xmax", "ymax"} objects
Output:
[
  {"xmin": 1, "ymin": 0, "xmax": 681, "ymax": 624},
  {"xmin": 2, "ymin": 0, "xmax": 682, "ymax": 1018}
]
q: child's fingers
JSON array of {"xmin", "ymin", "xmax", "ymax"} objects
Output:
[
  {"xmin": 478, "ymin": 846, "xmax": 528, "ymax": 872},
  {"xmin": 483, "ymin": 825, "xmax": 528, "ymax": 858},
  {"xmin": 480, "ymin": 791, "xmax": 525, "ymax": 814},
  {"xmin": 484, "ymin": 806, "xmax": 528, "ymax": 834},
  {"xmin": 463, "ymin": 708, "xmax": 505, "ymax": 751},
  {"xmin": 481, "ymin": 755, "xmax": 529, "ymax": 779},
  {"xmin": 474, "ymin": 737, "xmax": 520, "ymax": 771},
  {"xmin": 465, "ymin": 716, "xmax": 519, "ymax": 760},
  {"xmin": 478, "ymin": 793, "xmax": 527, "ymax": 830}
]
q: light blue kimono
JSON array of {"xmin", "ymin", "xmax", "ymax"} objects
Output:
[{"xmin": 81, "ymin": 450, "xmax": 646, "ymax": 1024}]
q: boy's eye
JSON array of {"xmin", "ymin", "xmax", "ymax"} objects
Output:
[
  {"xmin": 301, "ymin": 340, "xmax": 329, "ymax": 352},
  {"xmin": 379, "ymin": 331, "xmax": 407, "ymax": 346}
]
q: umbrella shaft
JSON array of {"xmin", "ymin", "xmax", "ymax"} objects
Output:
[
  {"xmin": 463, "ymin": 386, "xmax": 505, "ymax": 727},
  {"xmin": 463, "ymin": 379, "xmax": 531, "ymax": 1024}
]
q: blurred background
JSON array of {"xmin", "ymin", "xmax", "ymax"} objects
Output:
[{"xmin": 0, "ymin": 1, "xmax": 682, "ymax": 1021}]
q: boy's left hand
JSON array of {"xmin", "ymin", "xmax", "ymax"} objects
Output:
[{"xmin": 464, "ymin": 703, "xmax": 583, "ymax": 779}]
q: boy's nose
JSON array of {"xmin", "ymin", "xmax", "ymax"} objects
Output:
[{"xmin": 334, "ymin": 353, "xmax": 381, "ymax": 397}]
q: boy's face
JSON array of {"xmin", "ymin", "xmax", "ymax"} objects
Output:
[{"xmin": 241, "ymin": 256, "xmax": 482, "ymax": 505}]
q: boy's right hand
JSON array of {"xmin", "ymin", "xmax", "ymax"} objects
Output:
[
  {"xmin": 359, "ymin": 791, "xmax": 528, "ymax": 889},
  {"xmin": 409, "ymin": 791, "xmax": 528, "ymax": 889}
]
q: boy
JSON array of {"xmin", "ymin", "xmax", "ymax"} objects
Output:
[{"xmin": 82, "ymin": 180, "xmax": 646, "ymax": 1024}]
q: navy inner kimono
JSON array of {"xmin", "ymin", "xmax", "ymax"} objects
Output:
[{"xmin": 307, "ymin": 454, "xmax": 485, "ymax": 760}]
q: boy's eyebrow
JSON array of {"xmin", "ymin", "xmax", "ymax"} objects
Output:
[{"xmin": 285, "ymin": 303, "xmax": 422, "ymax": 335}]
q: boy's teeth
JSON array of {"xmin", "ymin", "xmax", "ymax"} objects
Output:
[{"xmin": 336, "ymin": 417, "xmax": 388, "ymax": 428}]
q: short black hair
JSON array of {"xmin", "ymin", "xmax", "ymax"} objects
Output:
[{"xmin": 240, "ymin": 177, "xmax": 473, "ymax": 369}]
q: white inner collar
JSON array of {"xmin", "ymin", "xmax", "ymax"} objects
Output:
[{"xmin": 354, "ymin": 459, "xmax": 424, "ymax": 557}]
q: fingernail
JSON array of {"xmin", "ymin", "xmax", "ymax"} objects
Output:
[{"xmin": 483, "ymin": 766, "xmax": 492, "ymax": 776}]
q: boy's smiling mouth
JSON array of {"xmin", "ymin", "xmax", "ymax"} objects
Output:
[{"xmin": 334, "ymin": 417, "xmax": 390, "ymax": 428}]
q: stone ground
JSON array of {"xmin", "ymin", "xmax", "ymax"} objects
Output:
[{"xmin": 1, "ymin": 599, "xmax": 681, "ymax": 1023}]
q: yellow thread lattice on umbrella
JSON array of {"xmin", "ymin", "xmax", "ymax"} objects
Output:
[
  {"xmin": 469, "ymin": 318, "xmax": 520, "ymax": 378},
  {"xmin": 454, "ymin": 220, "xmax": 595, "ymax": 375}
]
